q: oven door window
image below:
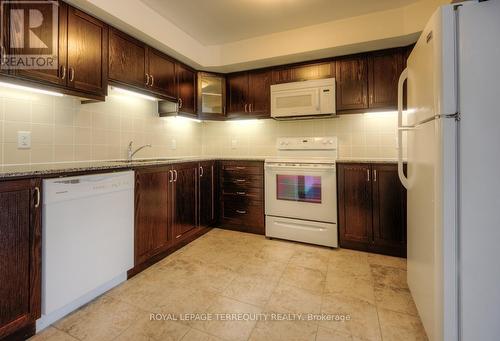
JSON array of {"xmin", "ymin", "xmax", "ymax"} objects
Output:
[{"xmin": 276, "ymin": 174, "xmax": 322, "ymax": 204}]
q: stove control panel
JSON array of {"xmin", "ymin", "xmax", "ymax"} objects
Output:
[{"xmin": 277, "ymin": 137, "xmax": 337, "ymax": 150}]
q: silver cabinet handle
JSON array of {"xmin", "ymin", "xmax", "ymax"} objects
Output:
[
  {"xmin": 199, "ymin": 166, "xmax": 203, "ymax": 177},
  {"xmin": 178, "ymin": 98, "xmax": 183, "ymax": 109},
  {"xmin": 69, "ymin": 67, "xmax": 75, "ymax": 82},
  {"xmin": 60, "ymin": 65, "xmax": 66, "ymax": 80},
  {"xmin": 367, "ymin": 169, "xmax": 370, "ymax": 182},
  {"xmin": 244, "ymin": 104, "xmax": 248, "ymax": 112},
  {"xmin": 236, "ymin": 166, "xmax": 246, "ymax": 170},
  {"xmin": 145, "ymin": 74, "xmax": 150, "ymax": 86},
  {"xmin": 235, "ymin": 179, "xmax": 246, "ymax": 183},
  {"xmin": 249, "ymin": 103, "xmax": 252, "ymax": 112},
  {"xmin": 236, "ymin": 210, "xmax": 247, "ymax": 214},
  {"xmin": 173, "ymin": 169, "xmax": 178, "ymax": 182},
  {"xmin": 236, "ymin": 191, "xmax": 246, "ymax": 195},
  {"xmin": 150, "ymin": 75, "xmax": 154, "ymax": 87},
  {"xmin": 169, "ymin": 170, "xmax": 173, "ymax": 183},
  {"xmin": 373, "ymin": 169, "xmax": 377, "ymax": 182},
  {"xmin": 34, "ymin": 187, "xmax": 40, "ymax": 208}
]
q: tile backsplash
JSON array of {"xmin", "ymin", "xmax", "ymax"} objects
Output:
[
  {"xmin": 0, "ymin": 86, "xmax": 403, "ymax": 165},
  {"xmin": 201, "ymin": 113, "xmax": 402, "ymax": 160},
  {"xmin": 0, "ymin": 87, "xmax": 202, "ymax": 165}
]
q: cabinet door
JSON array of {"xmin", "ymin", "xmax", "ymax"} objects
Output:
[
  {"xmin": 108, "ymin": 28, "xmax": 147, "ymax": 89},
  {"xmin": 176, "ymin": 63, "xmax": 196, "ymax": 116},
  {"xmin": 372, "ymin": 164, "xmax": 407, "ymax": 257},
  {"xmin": 227, "ymin": 72, "xmax": 248, "ymax": 114},
  {"xmin": 172, "ymin": 163, "xmax": 198, "ymax": 240},
  {"xmin": 199, "ymin": 161, "xmax": 216, "ymax": 227},
  {"xmin": 272, "ymin": 62, "xmax": 334, "ymax": 84},
  {"xmin": 338, "ymin": 164, "xmax": 372, "ymax": 251},
  {"xmin": 9, "ymin": 1, "xmax": 67, "ymax": 86},
  {"xmin": 148, "ymin": 48, "xmax": 176, "ymax": 99},
  {"xmin": 67, "ymin": 7, "xmax": 108, "ymax": 95},
  {"xmin": 248, "ymin": 70, "xmax": 271, "ymax": 117},
  {"xmin": 335, "ymin": 56, "xmax": 368, "ymax": 112},
  {"xmin": 368, "ymin": 50, "xmax": 403, "ymax": 109},
  {"xmin": 198, "ymin": 72, "xmax": 226, "ymax": 118},
  {"xmin": 0, "ymin": 179, "xmax": 41, "ymax": 339},
  {"xmin": 134, "ymin": 169, "xmax": 171, "ymax": 265}
]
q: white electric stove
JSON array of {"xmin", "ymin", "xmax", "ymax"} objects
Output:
[{"xmin": 265, "ymin": 137, "xmax": 338, "ymax": 247}]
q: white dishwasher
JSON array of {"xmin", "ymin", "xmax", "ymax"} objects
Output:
[{"xmin": 38, "ymin": 171, "xmax": 134, "ymax": 331}]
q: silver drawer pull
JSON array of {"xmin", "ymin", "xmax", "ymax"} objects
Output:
[
  {"xmin": 236, "ymin": 192, "xmax": 246, "ymax": 195},
  {"xmin": 235, "ymin": 179, "xmax": 246, "ymax": 183},
  {"xmin": 236, "ymin": 210, "xmax": 247, "ymax": 214}
]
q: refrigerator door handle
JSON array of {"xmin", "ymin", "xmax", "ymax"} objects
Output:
[{"xmin": 397, "ymin": 67, "xmax": 409, "ymax": 189}]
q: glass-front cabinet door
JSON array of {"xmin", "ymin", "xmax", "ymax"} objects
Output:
[{"xmin": 198, "ymin": 72, "xmax": 226, "ymax": 119}]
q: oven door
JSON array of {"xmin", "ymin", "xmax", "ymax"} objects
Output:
[{"xmin": 265, "ymin": 163, "xmax": 336, "ymax": 223}]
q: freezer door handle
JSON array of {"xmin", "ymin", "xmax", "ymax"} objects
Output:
[{"xmin": 397, "ymin": 68, "xmax": 409, "ymax": 189}]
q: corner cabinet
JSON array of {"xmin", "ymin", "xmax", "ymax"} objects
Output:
[
  {"xmin": 198, "ymin": 72, "xmax": 226, "ymax": 120},
  {"xmin": 337, "ymin": 163, "xmax": 407, "ymax": 257},
  {"xmin": 0, "ymin": 179, "xmax": 41, "ymax": 340},
  {"xmin": 227, "ymin": 70, "xmax": 271, "ymax": 119}
]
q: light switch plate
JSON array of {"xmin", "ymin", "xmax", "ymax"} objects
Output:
[
  {"xmin": 171, "ymin": 138, "xmax": 177, "ymax": 150},
  {"xmin": 231, "ymin": 138, "xmax": 237, "ymax": 149},
  {"xmin": 17, "ymin": 131, "xmax": 31, "ymax": 149}
]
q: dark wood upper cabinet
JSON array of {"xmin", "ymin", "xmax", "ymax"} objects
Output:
[
  {"xmin": 227, "ymin": 72, "xmax": 248, "ymax": 114},
  {"xmin": 108, "ymin": 28, "xmax": 147, "ymax": 89},
  {"xmin": 199, "ymin": 160, "xmax": 216, "ymax": 227},
  {"xmin": 338, "ymin": 163, "xmax": 373, "ymax": 250},
  {"xmin": 9, "ymin": 1, "xmax": 67, "ymax": 86},
  {"xmin": 227, "ymin": 70, "xmax": 271, "ymax": 118},
  {"xmin": 337, "ymin": 162, "xmax": 407, "ymax": 257},
  {"xmin": 66, "ymin": 7, "xmax": 108, "ymax": 96},
  {"xmin": 248, "ymin": 70, "xmax": 271, "ymax": 117},
  {"xmin": 176, "ymin": 63, "xmax": 196, "ymax": 116},
  {"xmin": 335, "ymin": 56, "xmax": 368, "ymax": 112},
  {"xmin": 134, "ymin": 168, "xmax": 171, "ymax": 265},
  {"xmin": 372, "ymin": 164, "xmax": 407, "ymax": 257},
  {"xmin": 198, "ymin": 72, "xmax": 226, "ymax": 119},
  {"xmin": 172, "ymin": 163, "xmax": 198, "ymax": 240},
  {"xmin": 0, "ymin": 179, "xmax": 41, "ymax": 340},
  {"xmin": 368, "ymin": 49, "xmax": 403, "ymax": 109},
  {"xmin": 147, "ymin": 48, "xmax": 176, "ymax": 99},
  {"xmin": 272, "ymin": 61, "xmax": 334, "ymax": 84}
]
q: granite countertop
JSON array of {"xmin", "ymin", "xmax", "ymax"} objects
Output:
[
  {"xmin": 336, "ymin": 158, "xmax": 401, "ymax": 164},
  {"xmin": 0, "ymin": 156, "xmax": 266, "ymax": 180}
]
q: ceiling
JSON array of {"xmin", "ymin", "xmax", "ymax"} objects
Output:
[{"xmin": 140, "ymin": 0, "xmax": 420, "ymax": 45}]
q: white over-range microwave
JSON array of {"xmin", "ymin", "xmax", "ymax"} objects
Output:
[{"xmin": 270, "ymin": 78, "xmax": 336, "ymax": 120}]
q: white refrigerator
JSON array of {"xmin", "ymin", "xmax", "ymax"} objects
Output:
[{"xmin": 397, "ymin": 1, "xmax": 500, "ymax": 341}]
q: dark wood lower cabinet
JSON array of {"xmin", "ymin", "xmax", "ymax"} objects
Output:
[
  {"xmin": 0, "ymin": 179, "xmax": 41, "ymax": 340},
  {"xmin": 134, "ymin": 167, "xmax": 171, "ymax": 265},
  {"xmin": 199, "ymin": 161, "xmax": 217, "ymax": 228},
  {"xmin": 337, "ymin": 163, "xmax": 407, "ymax": 257},
  {"xmin": 172, "ymin": 163, "xmax": 198, "ymax": 240},
  {"xmin": 219, "ymin": 161, "xmax": 265, "ymax": 235}
]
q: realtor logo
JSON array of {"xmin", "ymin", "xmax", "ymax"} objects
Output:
[{"xmin": 1, "ymin": 1, "xmax": 58, "ymax": 69}]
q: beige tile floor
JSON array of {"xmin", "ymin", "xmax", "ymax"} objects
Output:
[{"xmin": 30, "ymin": 228, "xmax": 428, "ymax": 341}]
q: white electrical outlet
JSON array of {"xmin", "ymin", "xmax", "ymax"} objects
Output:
[
  {"xmin": 231, "ymin": 138, "xmax": 238, "ymax": 149},
  {"xmin": 171, "ymin": 138, "xmax": 177, "ymax": 150},
  {"xmin": 17, "ymin": 131, "xmax": 31, "ymax": 149}
]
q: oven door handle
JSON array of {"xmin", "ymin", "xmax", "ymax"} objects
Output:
[{"xmin": 265, "ymin": 164, "xmax": 335, "ymax": 171}]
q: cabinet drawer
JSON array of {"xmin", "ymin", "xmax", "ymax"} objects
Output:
[
  {"xmin": 221, "ymin": 200, "xmax": 264, "ymax": 226},
  {"xmin": 221, "ymin": 161, "xmax": 264, "ymax": 176},
  {"xmin": 222, "ymin": 186, "xmax": 263, "ymax": 200},
  {"xmin": 222, "ymin": 176, "xmax": 263, "ymax": 190}
]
